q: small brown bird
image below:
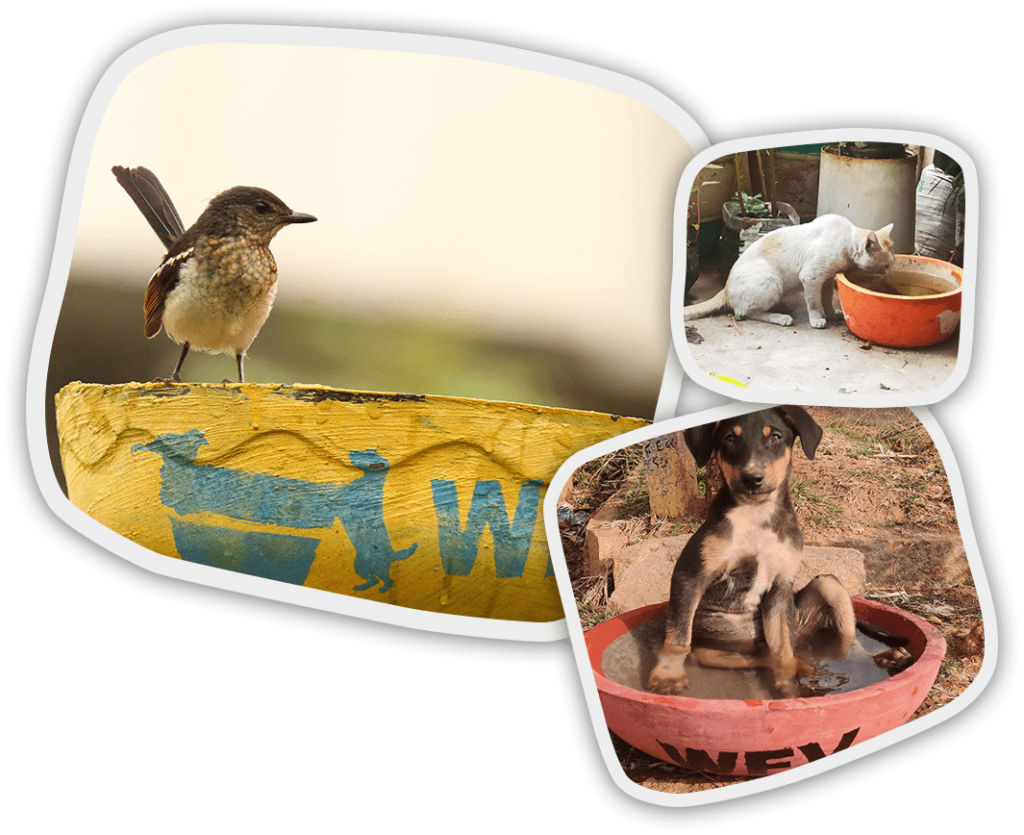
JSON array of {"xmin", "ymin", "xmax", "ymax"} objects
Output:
[{"xmin": 112, "ymin": 166, "xmax": 317, "ymax": 383}]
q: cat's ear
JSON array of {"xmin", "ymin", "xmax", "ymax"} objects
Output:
[{"xmin": 867, "ymin": 223, "xmax": 894, "ymax": 249}]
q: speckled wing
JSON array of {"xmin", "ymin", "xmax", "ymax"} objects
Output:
[{"xmin": 144, "ymin": 240, "xmax": 194, "ymax": 338}]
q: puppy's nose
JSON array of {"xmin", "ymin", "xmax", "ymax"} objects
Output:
[{"xmin": 741, "ymin": 471, "xmax": 764, "ymax": 491}]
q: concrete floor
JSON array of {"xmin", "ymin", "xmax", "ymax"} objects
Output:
[{"xmin": 678, "ymin": 256, "xmax": 962, "ymax": 399}]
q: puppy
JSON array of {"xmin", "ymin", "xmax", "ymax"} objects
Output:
[{"xmin": 648, "ymin": 406, "xmax": 856, "ymax": 696}]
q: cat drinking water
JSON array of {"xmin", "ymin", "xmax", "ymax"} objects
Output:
[{"xmin": 686, "ymin": 214, "xmax": 896, "ymax": 329}]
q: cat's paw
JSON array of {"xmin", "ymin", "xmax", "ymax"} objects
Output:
[{"xmin": 809, "ymin": 316, "xmax": 827, "ymax": 329}]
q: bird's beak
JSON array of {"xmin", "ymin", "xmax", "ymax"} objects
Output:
[{"xmin": 283, "ymin": 212, "xmax": 317, "ymax": 224}]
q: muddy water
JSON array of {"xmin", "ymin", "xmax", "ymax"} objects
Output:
[
  {"xmin": 847, "ymin": 271, "xmax": 958, "ymax": 297},
  {"xmin": 601, "ymin": 617, "xmax": 909, "ymax": 700}
]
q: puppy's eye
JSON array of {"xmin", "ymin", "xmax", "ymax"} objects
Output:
[
  {"xmin": 769, "ymin": 431, "xmax": 783, "ymax": 443},
  {"xmin": 254, "ymin": 201, "xmax": 270, "ymax": 215}
]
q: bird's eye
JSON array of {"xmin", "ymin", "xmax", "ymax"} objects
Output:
[{"xmin": 254, "ymin": 201, "xmax": 270, "ymax": 215}]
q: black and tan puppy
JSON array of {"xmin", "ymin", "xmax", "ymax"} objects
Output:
[{"xmin": 648, "ymin": 406, "xmax": 856, "ymax": 696}]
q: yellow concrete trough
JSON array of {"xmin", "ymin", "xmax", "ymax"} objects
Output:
[{"xmin": 55, "ymin": 382, "xmax": 646, "ymax": 631}]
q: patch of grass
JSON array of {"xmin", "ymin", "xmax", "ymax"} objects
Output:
[
  {"xmin": 789, "ymin": 479, "xmax": 843, "ymax": 525},
  {"xmin": 621, "ymin": 468, "xmax": 651, "ymax": 518},
  {"xmin": 573, "ymin": 575, "xmax": 615, "ymax": 629},
  {"xmin": 822, "ymin": 408, "xmax": 938, "ymax": 461},
  {"xmin": 576, "ymin": 600, "xmax": 611, "ymax": 630},
  {"xmin": 665, "ymin": 520, "xmax": 699, "ymax": 537},
  {"xmin": 572, "ymin": 445, "xmax": 646, "ymax": 511}
]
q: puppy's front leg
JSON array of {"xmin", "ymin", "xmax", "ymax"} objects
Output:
[
  {"xmin": 649, "ymin": 569, "xmax": 707, "ymax": 695},
  {"xmin": 761, "ymin": 580, "xmax": 812, "ymax": 691}
]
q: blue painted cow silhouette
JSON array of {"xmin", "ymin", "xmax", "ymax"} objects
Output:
[{"xmin": 132, "ymin": 431, "xmax": 416, "ymax": 591}]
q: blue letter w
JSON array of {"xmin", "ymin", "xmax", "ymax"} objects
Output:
[{"xmin": 430, "ymin": 479, "xmax": 544, "ymax": 578}]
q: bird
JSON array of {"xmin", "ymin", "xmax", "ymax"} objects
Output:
[{"xmin": 112, "ymin": 165, "xmax": 317, "ymax": 384}]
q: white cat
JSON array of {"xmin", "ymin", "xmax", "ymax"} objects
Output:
[{"xmin": 686, "ymin": 214, "xmax": 896, "ymax": 329}]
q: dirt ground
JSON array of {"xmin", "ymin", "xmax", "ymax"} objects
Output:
[{"xmin": 561, "ymin": 406, "xmax": 984, "ymax": 796}]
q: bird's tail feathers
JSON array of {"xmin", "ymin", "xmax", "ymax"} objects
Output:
[{"xmin": 112, "ymin": 166, "xmax": 186, "ymax": 250}]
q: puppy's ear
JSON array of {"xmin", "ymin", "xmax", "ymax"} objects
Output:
[
  {"xmin": 777, "ymin": 406, "xmax": 823, "ymax": 460},
  {"xmin": 683, "ymin": 422, "xmax": 719, "ymax": 467}
]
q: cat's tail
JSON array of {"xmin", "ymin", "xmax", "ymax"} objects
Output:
[{"xmin": 683, "ymin": 287, "xmax": 730, "ymax": 320}]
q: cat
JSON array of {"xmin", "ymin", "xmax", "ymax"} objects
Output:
[{"xmin": 686, "ymin": 214, "xmax": 896, "ymax": 329}]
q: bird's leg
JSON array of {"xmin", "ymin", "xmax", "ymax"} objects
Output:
[
  {"xmin": 226, "ymin": 352, "xmax": 245, "ymax": 385},
  {"xmin": 155, "ymin": 342, "xmax": 189, "ymax": 384}
]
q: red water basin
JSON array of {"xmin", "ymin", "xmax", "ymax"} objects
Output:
[{"xmin": 586, "ymin": 598, "xmax": 946, "ymax": 777}]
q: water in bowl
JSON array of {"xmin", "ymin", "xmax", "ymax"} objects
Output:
[
  {"xmin": 847, "ymin": 270, "xmax": 958, "ymax": 297},
  {"xmin": 600, "ymin": 616, "xmax": 911, "ymax": 700}
]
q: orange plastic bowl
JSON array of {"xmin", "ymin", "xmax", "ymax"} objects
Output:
[
  {"xmin": 836, "ymin": 255, "xmax": 962, "ymax": 348},
  {"xmin": 586, "ymin": 598, "xmax": 945, "ymax": 777}
]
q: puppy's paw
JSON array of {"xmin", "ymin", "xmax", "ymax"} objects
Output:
[
  {"xmin": 809, "ymin": 316, "xmax": 827, "ymax": 329},
  {"xmin": 647, "ymin": 671, "xmax": 691, "ymax": 695},
  {"xmin": 771, "ymin": 655, "xmax": 808, "ymax": 689},
  {"xmin": 775, "ymin": 678, "xmax": 807, "ymax": 699},
  {"xmin": 873, "ymin": 647, "xmax": 913, "ymax": 673},
  {"xmin": 648, "ymin": 653, "xmax": 690, "ymax": 695},
  {"xmin": 794, "ymin": 657, "xmax": 817, "ymax": 679}
]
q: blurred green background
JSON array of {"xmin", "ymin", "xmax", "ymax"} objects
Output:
[{"xmin": 46, "ymin": 275, "xmax": 665, "ymax": 495}]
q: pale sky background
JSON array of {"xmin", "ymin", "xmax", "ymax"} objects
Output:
[{"xmin": 68, "ymin": 42, "xmax": 694, "ymax": 385}]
